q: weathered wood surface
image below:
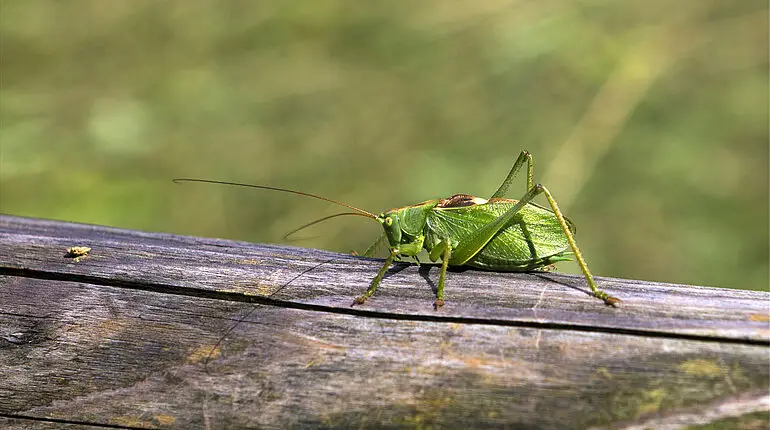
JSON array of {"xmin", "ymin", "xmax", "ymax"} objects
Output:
[{"xmin": 1, "ymin": 214, "xmax": 768, "ymax": 429}]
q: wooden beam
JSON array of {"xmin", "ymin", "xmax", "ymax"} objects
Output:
[{"xmin": 1, "ymin": 215, "xmax": 768, "ymax": 429}]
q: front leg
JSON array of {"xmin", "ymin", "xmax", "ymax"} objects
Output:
[
  {"xmin": 361, "ymin": 232, "xmax": 387, "ymax": 257},
  {"xmin": 352, "ymin": 248, "xmax": 397, "ymax": 306}
]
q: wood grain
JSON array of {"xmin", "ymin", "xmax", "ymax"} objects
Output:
[{"xmin": 1, "ymin": 215, "xmax": 768, "ymax": 429}]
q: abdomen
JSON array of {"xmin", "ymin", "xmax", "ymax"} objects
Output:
[{"xmin": 426, "ymin": 200, "xmax": 574, "ymax": 271}]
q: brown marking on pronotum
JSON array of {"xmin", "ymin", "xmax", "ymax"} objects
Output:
[{"xmin": 437, "ymin": 194, "xmax": 488, "ymax": 208}]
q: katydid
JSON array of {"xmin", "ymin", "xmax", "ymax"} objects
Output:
[{"xmin": 174, "ymin": 150, "xmax": 620, "ymax": 308}]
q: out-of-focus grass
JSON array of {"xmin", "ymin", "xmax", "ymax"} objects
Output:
[{"xmin": 1, "ymin": 0, "xmax": 767, "ymax": 291}]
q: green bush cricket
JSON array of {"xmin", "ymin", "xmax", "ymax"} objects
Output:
[{"xmin": 175, "ymin": 150, "xmax": 620, "ymax": 308}]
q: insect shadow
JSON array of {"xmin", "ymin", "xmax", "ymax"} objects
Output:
[
  {"xmin": 532, "ymin": 273, "xmax": 599, "ymax": 299},
  {"xmin": 417, "ymin": 263, "xmax": 473, "ymax": 297},
  {"xmin": 381, "ymin": 261, "xmax": 411, "ymax": 281}
]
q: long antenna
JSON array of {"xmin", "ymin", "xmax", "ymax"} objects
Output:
[
  {"xmin": 173, "ymin": 178, "xmax": 377, "ymax": 219},
  {"xmin": 283, "ymin": 212, "xmax": 374, "ymax": 240}
]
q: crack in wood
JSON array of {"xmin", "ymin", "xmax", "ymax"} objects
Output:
[{"xmin": 2, "ymin": 266, "xmax": 768, "ymax": 347}]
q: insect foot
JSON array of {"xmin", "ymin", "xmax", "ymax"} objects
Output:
[
  {"xmin": 596, "ymin": 292, "xmax": 621, "ymax": 307},
  {"xmin": 351, "ymin": 296, "xmax": 368, "ymax": 306},
  {"xmin": 433, "ymin": 299, "xmax": 445, "ymax": 310}
]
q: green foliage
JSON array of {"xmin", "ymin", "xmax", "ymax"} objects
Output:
[{"xmin": 1, "ymin": 0, "xmax": 767, "ymax": 291}]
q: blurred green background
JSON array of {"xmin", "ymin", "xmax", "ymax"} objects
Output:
[{"xmin": 1, "ymin": 0, "xmax": 767, "ymax": 291}]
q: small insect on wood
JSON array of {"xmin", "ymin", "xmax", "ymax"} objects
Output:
[{"xmin": 175, "ymin": 150, "xmax": 620, "ymax": 308}]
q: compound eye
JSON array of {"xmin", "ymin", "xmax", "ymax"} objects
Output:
[{"xmin": 385, "ymin": 217, "xmax": 393, "ymax": 226}]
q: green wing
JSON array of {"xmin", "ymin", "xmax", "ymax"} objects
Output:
[{"xmin": 425, "ymin": 200, "xmax": 573, "ymax": 270}]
